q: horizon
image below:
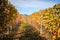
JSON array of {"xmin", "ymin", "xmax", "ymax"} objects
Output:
[{"xmin": 9, "ymin": 0, "xmax": 60, "ymax": 15}]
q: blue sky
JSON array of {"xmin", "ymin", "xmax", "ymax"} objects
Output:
[{"xmin": 9, "ymin": 0, "xmax": 60, "ymax": 15}]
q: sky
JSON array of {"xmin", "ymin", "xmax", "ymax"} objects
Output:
[{"xmin": 9, "ymin": 0, "xmax": 60, "ymax": 15}]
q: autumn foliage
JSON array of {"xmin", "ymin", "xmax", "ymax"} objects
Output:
[{"xmin": 0, "ymin": 0, "xmax": 60, "ymax": 40}]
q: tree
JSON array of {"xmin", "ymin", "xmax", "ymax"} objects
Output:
[{"xmin": 0, "ymin": 0, "xmax": 19, "ymax": 39}]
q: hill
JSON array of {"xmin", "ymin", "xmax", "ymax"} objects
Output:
[{"xmin": 27, "ymin": 4, "xmax": 60, "ymax": 40}]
